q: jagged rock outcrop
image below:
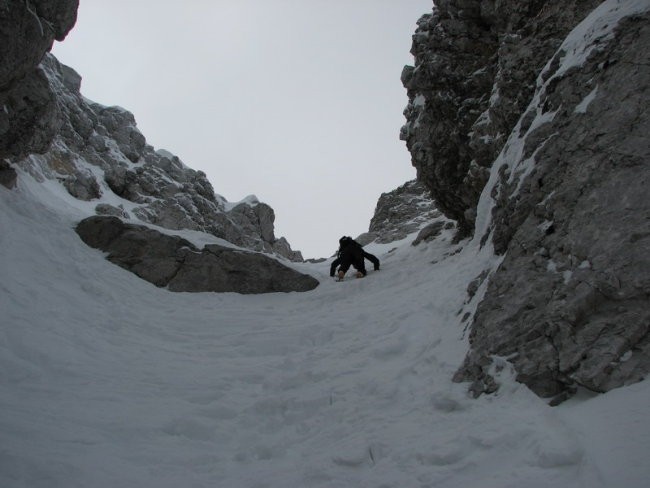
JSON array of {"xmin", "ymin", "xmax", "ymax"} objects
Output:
[
  {"xmin": 401, "ymin": 0, "xmax": 601, "ymax": 236},
  {"xmin": 0, "ymin": 0, "xmax": 79, "ymax": 162},
  {"xmin": 8, "ymin": 54, "xmax": 303, "ymax": 262},
  {"xmin": 1, "ymin": 1, "xmax": 310, "ymax": 294},
  {"xmin": 356, "ymin": 180, "xmax": 452, "ymax": 246},
  {"xmin": 404, "ymin": 1, "xmax": 650, "ymax": 402},
  {"xmin": 76, "ymin": 216, "xmax": 319, "ymax": 294},
  {"xmin": 455, "ymin": 6, "xmax": 650, "ymax": 402}
]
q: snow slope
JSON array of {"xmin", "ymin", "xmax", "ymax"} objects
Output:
[{"xmin": 2, "ymin": 170, "xmax": 649, "ymax": 488}]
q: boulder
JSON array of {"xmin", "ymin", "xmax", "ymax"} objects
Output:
[
  {"xmin": 0, "ymin": 0, "xmax": 78, "ymax": 90},
  {"xmin": 357, "ymin": 180, "xmax": 446, "ymax": 245},
  {"xmin": 95, "ymin": 203, "xmax": 130, "ymax": 219},
  {"xmin": 75, "ymin": 216, "xmax": 319, "ymax": 294},
  {"xmin": 168, "ymin": 245, "xmax": 317, "ymax": 294},
  {"xmin": 61, "ymin": 168, "xmax": 101, "ymax": 200}
]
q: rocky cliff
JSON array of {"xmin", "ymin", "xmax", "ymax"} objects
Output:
[
  {"xmin": 402, "ymin": 0, "xmax": 650, "ymax": 402},
  {"xmin": 1, "ymin": 1, "xmax": 312, "ymax": 293},
  {"xmin": 13, "ymin": 54, "xmax": 303, "ymax": 262},
  {"xmin": 356, "ymin": 179, "xmax": 453, "ymax": 247},
  {"xmin": 0, "ymin": 0, "xmax": 78, "ymax": 183}
]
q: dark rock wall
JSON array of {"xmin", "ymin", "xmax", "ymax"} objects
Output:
[
  {"xmin": 456, "ymin": 11, "xmax": 650, "ymax": 402},
  {"xmin": 404, "ymin": 1, "xmax": 650, "ymax": 401},
  {"xmin": 76, "ymin": 216, "xmax": 318, "ymax": 294},
  {"xmin": 401, "ymin": 0, "xmax": 601, "ymax": 236},
  {"xmin": 0, "ymin": 0, "xmax": 78, "ymax": 162}
]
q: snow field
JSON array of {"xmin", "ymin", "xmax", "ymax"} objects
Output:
[
  {"xmin": 3, "ymin": 3, "xmax": 650, "ymax": 484},
  {"xmin": 2, "ymin": 174, "xmax": 649, "ymax": 488}
]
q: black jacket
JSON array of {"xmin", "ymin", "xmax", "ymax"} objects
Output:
[{"xmin": 330, "ymin": 239, "xmax": 380, "ymax": 276}]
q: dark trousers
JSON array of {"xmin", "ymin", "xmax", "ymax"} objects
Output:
[{"xmin": 330, "ymin": 250, "xmax": 380, "ymax": 277}]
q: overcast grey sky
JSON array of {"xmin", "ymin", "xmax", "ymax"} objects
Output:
[{"xmin": 52, "ymin": 0, "xmax": 433, "ymax": 259}]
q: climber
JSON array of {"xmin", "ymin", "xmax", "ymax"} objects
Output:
[{"xmin": 330, "ymin": 236, "xmax": 380, "ymax": 280}]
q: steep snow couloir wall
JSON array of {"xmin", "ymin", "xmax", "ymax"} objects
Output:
[{"xmin": 403, "ymin": 0, "xmax": 650, "ymax": 402}]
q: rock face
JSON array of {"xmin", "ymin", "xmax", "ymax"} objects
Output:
[
  {"xmin": 8, "ymin": 55, "xmax": 303, "ymax": 261},
  {"xmin": 0, "ymin": 0, "xmax": 79, "ymax": 161},
  {"xmin": 401, "ymin": 0, "xmax": 601, "ymax": 236},
  {"xmin": 0, "ymin": 159, "xmax": 17, "ymax": 189},
  {"xmin": 356, "ymin": 180, "xmax": 451, "ymax": 246},
  {"xmin": 76, "ymin": 216, "xmax": 319, "ymax": 294},
  {"xmin": 403, "ymin": 1, "xmax": 650, "ymax": 401},
  {"xmin": 1, "ymin": 1, "xmax": 310, "ymax": 292},
  {"xmin": 459, "ymin": 9, "xmax": 650, "ymax": 402}
]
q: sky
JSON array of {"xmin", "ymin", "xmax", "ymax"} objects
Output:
[{"xmin": 51, "ymin": 0, "xmax": 433, "ymax": 259}]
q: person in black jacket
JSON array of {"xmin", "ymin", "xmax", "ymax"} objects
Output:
[{"xmin": 330, "ymin": 236, "xmax": 380, "ymax": 280}]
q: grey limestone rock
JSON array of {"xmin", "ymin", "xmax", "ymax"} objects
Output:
[
  {"xmin": 0, "ymin": 0, "xmax": 79, "ymax": 161},
  {"xmin": 401, "ymin": 0, "xmax": 601, "ymax": 236},
  {"xmin": 7, "ymin": 53, "xmax": 304, "ymax": 262},
  {"xmin": 357, "ymin": 180, "xmax": 446, "ymax": 246},
  {"xmin": 0, "ymin": 64, "xmax": 60, "ymax": 160},
  {"xmin": 453, "ymin": 10, "xmax": 650, "ymax": 401},
  {"xmin": 75, "ymin": 216, "xmax": 319, "ymax": 294},
  {"xmin": 61, "ymin": 168, "xmax": 101, "ymax": 200},
  {"xmin": 95, "ymin": 203, "xmax": 129, "ymax": 219},
  {"xmin": 411, "ymin": 221, "xmax": 453, "ymax": 247},
  {"xmin": 168, "ymin": 245, "xmax": 316, "ymax": 294},
  {"xmin": 95, "ymin": 105, "xmax": 146, "ymax": 163}
]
